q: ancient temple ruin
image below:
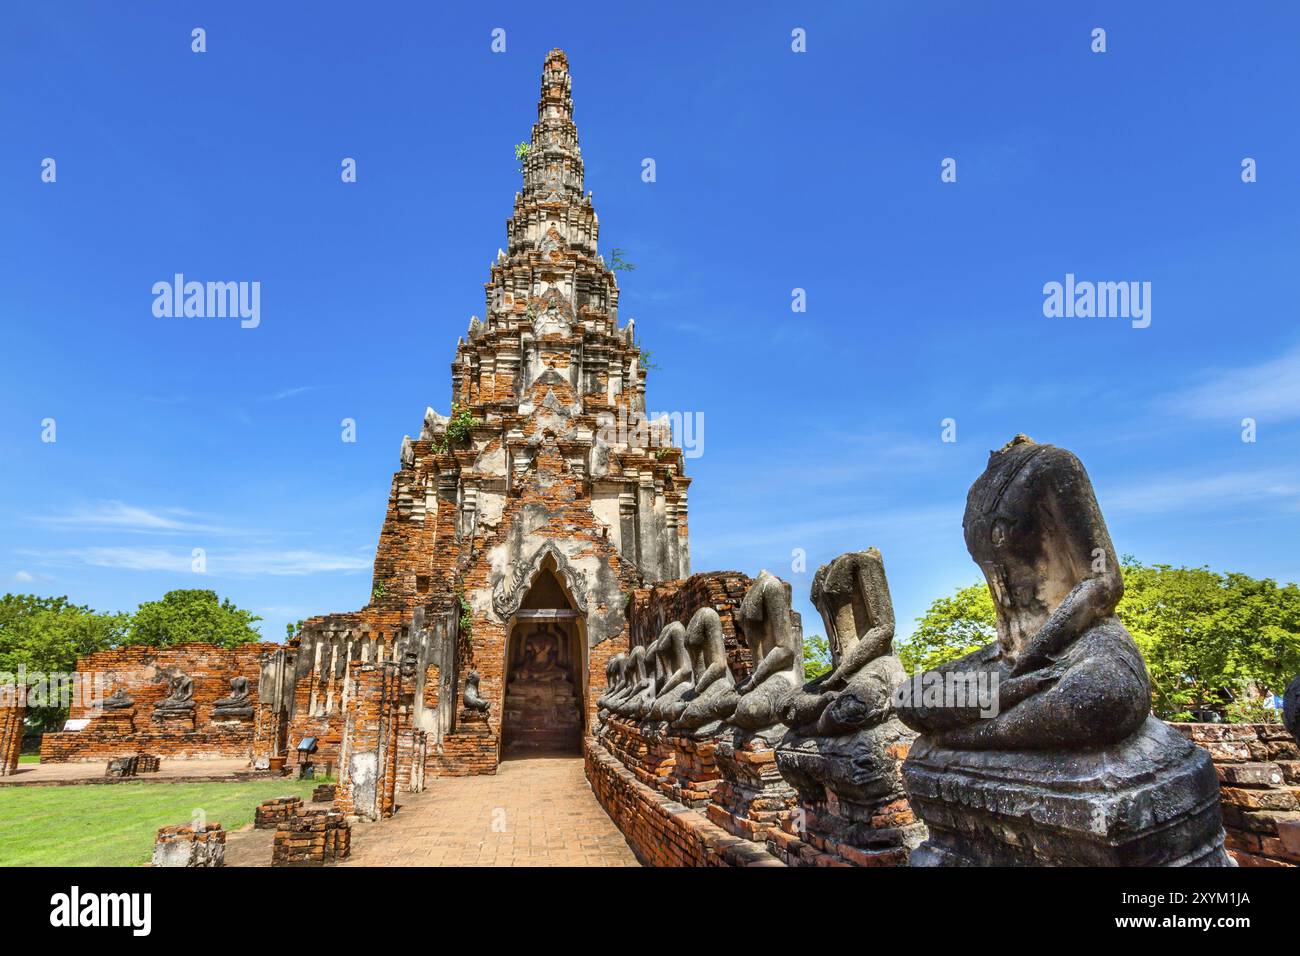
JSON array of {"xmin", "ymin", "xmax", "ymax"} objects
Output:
[
  {"xmin": 265, "ymin": 48, "xmax": 692, "ymax": 780},
  {"xmin": 33, "ymin": 51, "xmax": 1249, "ymax": 871}
]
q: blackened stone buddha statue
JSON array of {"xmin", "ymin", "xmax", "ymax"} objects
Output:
[
  {"xmin": 646, "ymin": 622, "xmax": 694, "ymax": 722},
  {"xmin": 212, "ymin": 676, "xmax": 254, "ymax": 719},
  {"xmin": 775, "ymin": 549, "xmax": 922, "ymax": 861},
  {"xmin": 672, "ymin": 607, "xmax": 739, "ymax": 738},
  {"xmin": 894, "ymin": 435, "xmax": 1229, "ymax": 866}
]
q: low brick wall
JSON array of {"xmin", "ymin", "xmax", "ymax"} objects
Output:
[
  {"xmin": 40, "ymin": 643, "xmax": 274, "ymax": 764},
  {"xmin": 1171, "ymin": 722, "xmax": 1299, "ymax": 867},
  {"xmin": 153, "ymin": 823, "xmax": 226, "ymax": 867},
  {"xmin": 255, "ymin": 796, "xmax": 303, "ymax": 830},
  {"xmin": 584, "ymin": 736, "xmax": 783, "ymax": 867},
  {"xmin": 272, "ymin": 807, "xmax": 351, "ymax": 866}
]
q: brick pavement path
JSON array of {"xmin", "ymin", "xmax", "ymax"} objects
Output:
[{"xmin": 340, "ymin": 754, "xmax": 640, "ymax": 867}]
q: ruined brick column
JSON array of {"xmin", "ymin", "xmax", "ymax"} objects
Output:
[
  {"xmin": 337, "ymin": 661, "xmax": 401, "ymax": 821},
  {"xmin": 0, "ymin": 701, "xmax": 25, "ymax": 776}
]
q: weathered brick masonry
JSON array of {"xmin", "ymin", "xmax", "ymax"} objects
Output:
[
  {"xmin": 40, "ymin": 644, "xmax": 277, "ymax": 763},
  {"xmin": 1172, "ymin": 722, "xmax": 1300, "ymax": 867},
  {"xmin": 0, "ymin": 703, "xmax": 24, "ymax": 776},
  {"xmin": 585, "ymin": 737, "xmax": 783, "ymax": 867}
]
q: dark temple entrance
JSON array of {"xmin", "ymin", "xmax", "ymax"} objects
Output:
[{"xmin": 501, "ymin": 556, "xmax": 585, "ymax": 755}]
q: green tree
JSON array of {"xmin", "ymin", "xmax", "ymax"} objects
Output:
[
  {"xmin": 125, "ymin": 590, "xmax": 262, "ymax": 648},
  {"xmin": 898, "ymin": 559, "xmax": 1300, "ymax": 722},
  {"xmin": 0, "ymin": 594, "xmax": 128, "ymax": 733},
  {"xmin": 803, "ymin": 634, "xmax": 831, "ymax": 681},
  {"xmin": 1120, "ymin": 559, "xmax": 1300, "ymax": 721},
  {"xmin": 898, "ymin": 583, "xmax": 995, "ymax": 676}
]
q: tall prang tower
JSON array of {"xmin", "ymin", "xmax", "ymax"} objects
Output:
[{"xmin": 288, "ymin": 50, "xmax": 691, "ymax": 774}]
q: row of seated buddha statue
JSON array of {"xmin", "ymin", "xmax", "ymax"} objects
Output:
[
  {"xmin": 596, "ymin": 435, "xmax": 1232, "ymax": 867},
  {"xmin": 597, "ymin": 567, "xmax": 803, "ymax": 743}
]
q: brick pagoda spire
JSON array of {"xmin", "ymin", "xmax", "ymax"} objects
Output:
[{"xmin": 285, "ymin": 50, "xmax": 691, "ymax": 775}]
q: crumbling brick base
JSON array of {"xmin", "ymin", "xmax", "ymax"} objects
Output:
[
  {"xmin": 153, "ymin": 823, "xmax": 226, "ymax": 867},
  {"xmin": 584, "ymin": 736, "xmax": 783, "ymax": 867},
  {"xmin": 272, "ymin": 807, "xmax": 351, "ymax": 866},
  {"xmin": 0, "ymin": 704, "xmax": 26, "ymax": 776},
  {"xmin": 255, "ymin": 796, "xmax": 304, "ymax": 830},
  {"xmin": 435, "ymin": 724, "xmax": 498, "ymax": 776},
  {"xmin": 710, "ymin": 730, "xmax": 797, "ymax": 842},
  {"xmin": 1172, "ymin": 722, "xmax": 1299, "ymax": 867}
]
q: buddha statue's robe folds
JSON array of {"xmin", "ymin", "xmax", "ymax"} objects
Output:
[{"xmin": 894, "ymin": 436, "xmax": 1230, "ymax": 866}]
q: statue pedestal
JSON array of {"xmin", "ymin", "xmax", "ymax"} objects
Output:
[
  {"xmin": 902, "ymin": 716, "xmax": 1231, "ymax": 866},
  {"xmin": 665, "ymin": 732, "xmax": 721, "ymax": 808},
  {"xmin": 773, "ymin": 718, "xmax": 923, "ymax": 866},
  {"xmin": 151, "ymin": 711, "xmax": 195, "ymax": 731},
  {"xmin": 96, "ymin": 709, "xmax": 137, "ymax": 734},
  {"xmin": 710, "ymin": 727, "xmax": 798, "ymax": 842}
]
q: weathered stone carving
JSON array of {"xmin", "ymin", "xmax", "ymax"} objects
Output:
[
  {"xmin": 212, "ymin": 677, "xmax": 254, "ymax": 719},
  {"xmin": 783, "ymin": 549, "xmax": 904, "ymax": 736},
  {"xmin": 462, "ymin": 670, "xmax": 491, "ymax": 719},
  {"xmin": 612, "ymin": 644, "xmax": 656, "ymax": 720},
  {"xmin": 672, "ymin": 608, "xmax": 739, "ymax": 738},
  {"xmin": 491, "ymin": 541, "xmax": 590, "ymax": 620},
  {"xmin": 895, "ymin": 435, "xmax": 1229, "ymax": 866},
  {"xmin": 646, "ymin": 622, "xmax": 693, "ymax": 722},
  {"xmin": 775, "ymin": 549, "xmax": 922, "ymax": 864},
  {"xmin": 102, "ymin": 687, "xmax": 135, "ymax": 710},
  {"xmin": 596, "ymin": 652, "xmax": 628, "ymax": 716},
  {"xmin": 153, "ymin": 672, "xmax": 195, "ymax": 717},
  {"xmin": 730, "ymin": 570, "xmax": 802, "ymax": 735}
]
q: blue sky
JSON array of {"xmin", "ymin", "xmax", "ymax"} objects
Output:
[{"xmin": 2, "ymin": 2, "xmax": 1298, "ymax": 646}]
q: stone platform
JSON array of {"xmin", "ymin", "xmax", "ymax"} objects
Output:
[{"xmin": 902, "ymin": 716, "xmax": 1230, "ymax": 866}]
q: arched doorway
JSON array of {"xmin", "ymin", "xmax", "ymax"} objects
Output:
[{"xmin": 501, "ymin": 555, "xmax": 586, "ymax": 756}]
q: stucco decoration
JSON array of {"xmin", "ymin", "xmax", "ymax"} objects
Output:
[{"xmin": 491, "ymin": 540, "xmax": 591, "ymax": 620}]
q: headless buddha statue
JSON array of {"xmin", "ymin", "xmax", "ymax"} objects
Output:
[
  {"xmin": 895, "ymin": 435, "xmax": 1150, "ymax": 750},
  {"xmin": 154, "ymin": 673, "xmax": 195, "ymax": 713},
  {"xmin": 603, "ymin": 653, "xmax": 637, "ymax": 713},
  {"xmin": 731, "ymin": 570, "xmax": 802, "ymax": 733},
  {"xmin": 673, "ymin": 607, "xmax": 740, "ymax": 737},
  {"xmin": 212, "ymin": 676, "xmax": 254, "ymax": 718},
  {"xmin": 646, "ymin": 622, "xmax": 694, "ymax": 722},
  {"xmin": 597, "ymin": 653, "xmax": 627, "ymax": 712},
  {"xmin": 783, "ymin": 548, "xmax": 906, "ymax": 736},
  {"xmin": 613, "ymin": 644, "xmax": 656, "ymax": 719}
]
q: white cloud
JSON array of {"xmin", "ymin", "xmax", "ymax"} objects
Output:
[
  {"xmin": 1162, "ymin": 345, "xmax": 1300, "ymax": 423},
  {"xmin": 1102, "ymin": 467, "xmax": 1300, "ymax": 517},
  {"xmin": 262, "ymin": 385, "xmax": 318, "ymax": 402},
  {"xmin": 32, "ymin": 500, "xmax": 234, "ymax": 535},
  {"xmin": 13, "ymin": 570, "xmax": 35, "ymax": 583}
]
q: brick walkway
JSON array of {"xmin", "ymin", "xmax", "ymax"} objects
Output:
[{"xmin": 340, "ymin": 755, "xmax": 640, "ymax": 866}]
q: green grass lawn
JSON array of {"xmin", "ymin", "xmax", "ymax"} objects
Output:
[
  {"xmin": 0, "ymin": 779, "xmax": 325, "ymax": 866},
  {"xmin": 18, "ymin": 755, "xmax": 39, "ymax": 764}
]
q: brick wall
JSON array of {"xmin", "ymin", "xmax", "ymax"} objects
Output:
[
  {"xmin": 628, "ymin": 572, "xmax": 754, "ymax": 678},
  {"xmin": 1171, "ymin": 722, "xmax": 1299, "ymax": 867},
  {"xmin": 40, "ymin": 644, "xmax": 277, "ymax": 763},
  {"xmin": 584, "ymin": 736, "xmax": 783, "ymax": 867}
]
